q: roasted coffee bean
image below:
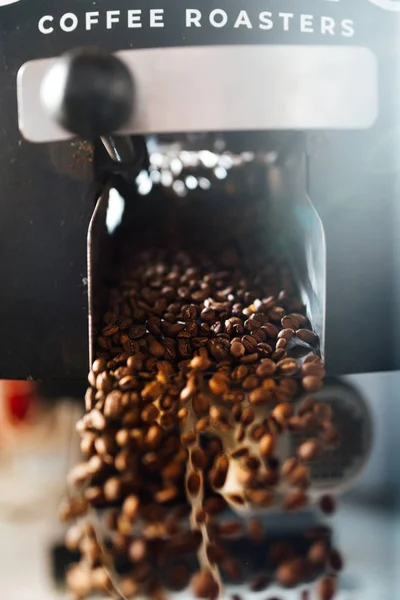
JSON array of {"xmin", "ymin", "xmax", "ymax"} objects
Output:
[
  {"xmin": 250, "ymin": 574, "xmax": 270, "ymax": 592},
  {"xmin": 243, "ymin": 375, "xmax": 260, "ymax": 390},
  {"xmin": 314, "ymin": 402, "xmax": 333, "ymax": 421},
  {"xmin": 217, "ymin": 520, "xmax": 243, "ymax": 537},
  {"xmin": 129, "ymin": 324, "xmax": 147, "ymax": 339},
  {"xmin": 187, "ymin": 472, "xmax": 201, "ymax": 496},
  {"xmin": 247, "ymin": 518, "xmax": 264, "ymax": 543},
  {"xmin": 191, "ymin": 569, "xmax": 219, "ymax": 599},
  {"xmin": 246, "ymin": 489, "xmax": 275, "ymax": 508},
  {"xmin": 249, "ymin": 387, "xmax": 273, "ymax": 406},
  {"xmin": 298, "ymin": 438, "xmax": 321, "ymax": 461},
  {"xmin": 329, "ymin": 549, "xmax": 344, "ymax": 571},
  {"xmin": 203, "ymin": 496, "xmax": 226, "ymax": 516},
  {"xmin": 240, "ymin": 352, "xmax": 258, "ymax": 364},
  {"xmin": 259, "ymin": 433, "xmax": 276, "ymax": 457},
  {"xmin": 230, "ymin": 340, "xmax": 245, "ymax": 359},
  {"xmin": 256, "ymin": 358, "xmax": 276, "ymax": 378},
  {"xmin": 147, "ymin": 316, "xmax": 162, "ymax": 335},
  {"xmin": 282, "ymin": 457, "xmax": 299, "ymax": 478},
  {"xmin": 221, "ymin": 558, "xmax": 243, "ymax": 582},
  {"xmin": 206, "ymin": 541, "xmax": 226, "ymax": 564},
  {"xmin": 154, "ymin": 485, "xmax": 178, "ymax": 504},
  {"xmin": 251, "ymin": 423, "xmax": 267, "ymax": 441},
  {"xmin": 195, "ymin": 417, "xmax": 211, "ymax": 433},
  {"xmin": 241, "ymin": 406, "xmax": 255, "ymax": 427},
  {"xmin": 276, "ymin": 557, "xmax": 307, "ymax": 588},
  {"xmin": 296, "ymin": 328, "xmax": 318, "ymax": 345},
  {"xmin": 141, "ymin": 403, "xmax": 160, "ymax": 422},
  {"xmin": 191, "ymin": 447, "xmax": 207, "ymax": 471},
  {"xmin": 316, "ymin": 576, "xmax": 337, "ymax": 600},
  {"xmin": 269, "ymin": 541, "xmax": 296, "ymax": 566},
  {"xmin": 123, "ymin": 495, "xmax": 139, "ymax": 521},
  {"xmin": 167, "ymin": 564, "xmax": 191, "ymax": 591},
  {"xmin": 301, "ymin": 361, "xmax": 326, "ymax": 378},
  {"xmin": 209, "ymin": 373, "xmax": 230, "ymax": 396},
  {"xmin": 190, "ymin": 356, "xmax": 211, "ymax": 371},
  {"xmin": 308, "ymin": 541, "xmax": 329, "ymax": 565},
  {"xmin": 272, "ymin": 402, "xmax": 294, "ymax": 424},
  {"xmin": 283, "ymin": 490, "xmax": 309, "ymax": 512},
  {"xmin": 302, "ymin": 375, "xmax": 324, "ymax": 392},
  {"xmin": 129, "ymin": 538, "xmax": 148, "ymax": 562},
  {"xmin": 319, "ymin": 494, "xmax": 336, "ymax": 515},
  {"xmin": 278, "ymin": 328, "xmax": 295, "ymax": 340},
  {"xmin": 242, "ymin": 334, "xmax": 258, "ymax": 353},
  {"xmin": 287, "ymin": 464, "xmax": 310, "ymax": 489},
  {"xmin": 277, "ymin": 358, "xmax": 298, "ymax": 376}
]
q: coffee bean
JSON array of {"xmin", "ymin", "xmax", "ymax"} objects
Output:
[
  {"xmin": 281, "ymin": 315, "xmax": 300, "ymax": 329},
  {"xmin": 167, "ymin": 564, "xmax": 190, "ymax": 591},
  {"xmin": 316, "ymin": 576, "xmax": 337, "ymax": 600},
  {"xmin": 314, "ymin": 402, "xmax": 333, "ymax": 421},
  {"xmin": 217, "ymin": 520, "xmax": 243, "ymax": 537},
  {"xmin": 187, "ymin": 472, "xmax": 201, "ymax": 496},
  {"xmin": 191, "ymin": 569, "xmax": 219, "ymax": 599},
  {"xmin": 247, "ymin": 518, "xmax": 264, "ymax": 543},
  {"xmin": 276, "ymin": 557, "xmax": 307, "ymax": 587},
  {"xmin": 249, "ymin": 387, "xmax": 273, "ymax": 406},
  {"xmin": 319, "ymin": 494, "xmax": 336, "ymax": 515},
  {"xmin": 89, "ymin": 409, "xmax": 107, "ymax": 431},
  {"xmin": 123, "ymin": 495, "xmax": 139, "ymax": 521},
  {"xmin": 277, "ymin": 358, "xmax": 298, "ymax": 376},
  {"xmin": 204, "ymin": 496, "xmax": 226, "ymax": 515},
  {"xmin": 298, "ymin": 438, "xmax": 321, "ymax": 462},
  {"xmin": 269, "ymin": 541, "xmax": 296, "ymax": 566},
  {"xmin": 154, "ymin": 485, "xmax": 178, "ymax": 504},
  {"xmin": 302, "ymin": 375, "xmax": 324, "ymax": 392},
  {"xmin": 241, "ymin": 406, "xmax": 255, "ymax": 427},
  {"xmin": 256, "ymin": 358, "xmax": 276, "ymax": 378},
  {"xmin": 246, "ymin": 489, "xmax": 275, "ymax": 508},
  {"xmin": 251, "ymin": 423, "xmax": 267, "ymax": 441},
  {"xmin": 230, "ymin": 340, "xmax": 245, "ymax": 359},
  {"xmin": 221, "ymin": 558, "xmax": 243, "ymax": 582},
  {"xmin": 282, "ymin": 457, "xmax": 299, "ymax": 478},
  {"xmin": 209, "ymin": 373, "xmax": 229, "ymax": 396},
  {"xmin": 250, "ymin": 574, "xmax": 270, "ymax": 592},
  {"xmin": 242, "ymin": 334, "xmax": 258, "ymax": 353},
  {"xmin": 296, "ymin": 328, "xmax": 318, "ymax": 345},
  {"xmin": 259, "ymin": 433, "xmax": 276, "ymax": 457},
  {"xmin": 308, "ymin": 541, "xmax": 329, "ymax": 565},
  {"xmin": 210, "ymin": 454, "xmax": 229, "ymax": 489},
  {"xmin": 301, "ymin": 361, "xmax": 325, "ymax": 378},
  {"xmin": 329, "ymin": 549, "xmax": 344, "ymax": 571},
  {"xmin": 190, "ymin": 355, "xmax": 211, "ymax": 371},
  {"xmin": 195, "ymin": 417, "xmax": 211, "ymax": 433},
  {"xmin": 278, "ymin": 328, "xmax": 295, "ymax": 340},
  {"xmin": 191, "ymin": 447, "xmax": 207, "ymax": 470},
  {"xmin": 129, "ymin": 538, "xmax": 148, "ymax": 562},
  {"xmin": 283, "ymin": 490, "xmax": 309, "ymax": 512},
  {"xmin": 129, "ymin": 324, "xmax": 147, "ymax": 339},
  {"xmin": 272, "ymin": 402, "xmax": 294, "ymax": 424},
  {"xmin": 276, "ymin": 338, "xmax": 287, "ymax": 350},
  {"xmin": 141, "ymin": 403, "xmax": 159, "ymax": 422}
]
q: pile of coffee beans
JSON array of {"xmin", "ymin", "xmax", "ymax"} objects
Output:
[{"xmin": 62, "ymin": 239, "xmax": 341, "ymax": 600}]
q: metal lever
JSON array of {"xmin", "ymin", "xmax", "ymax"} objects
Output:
[{"xmin": 40, "ymin": 47, "xmax": 135, "ymax": 164}]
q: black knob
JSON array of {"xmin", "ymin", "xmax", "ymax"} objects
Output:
[{"xmin": 41, "ymin": 47, "xmax": 134, "ymax": 138}]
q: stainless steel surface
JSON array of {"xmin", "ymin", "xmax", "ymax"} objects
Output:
[{"xmin": 17, "ymin": 45, "xmax": 378, "ymax": 143}]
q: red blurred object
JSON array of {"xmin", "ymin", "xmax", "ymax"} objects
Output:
[{"xmin": 2, "ymin": 381, "xmax": 36, "ymax": 423}]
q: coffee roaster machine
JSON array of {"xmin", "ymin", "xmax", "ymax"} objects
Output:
[{"xmin": 1, "ymin": 1, "xmax": 400, "ymax": 598}]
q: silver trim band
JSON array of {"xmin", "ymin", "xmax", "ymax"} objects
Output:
[{"xmin": 17, "ymin": 45, "xmax": 378, "ymax": 143}]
